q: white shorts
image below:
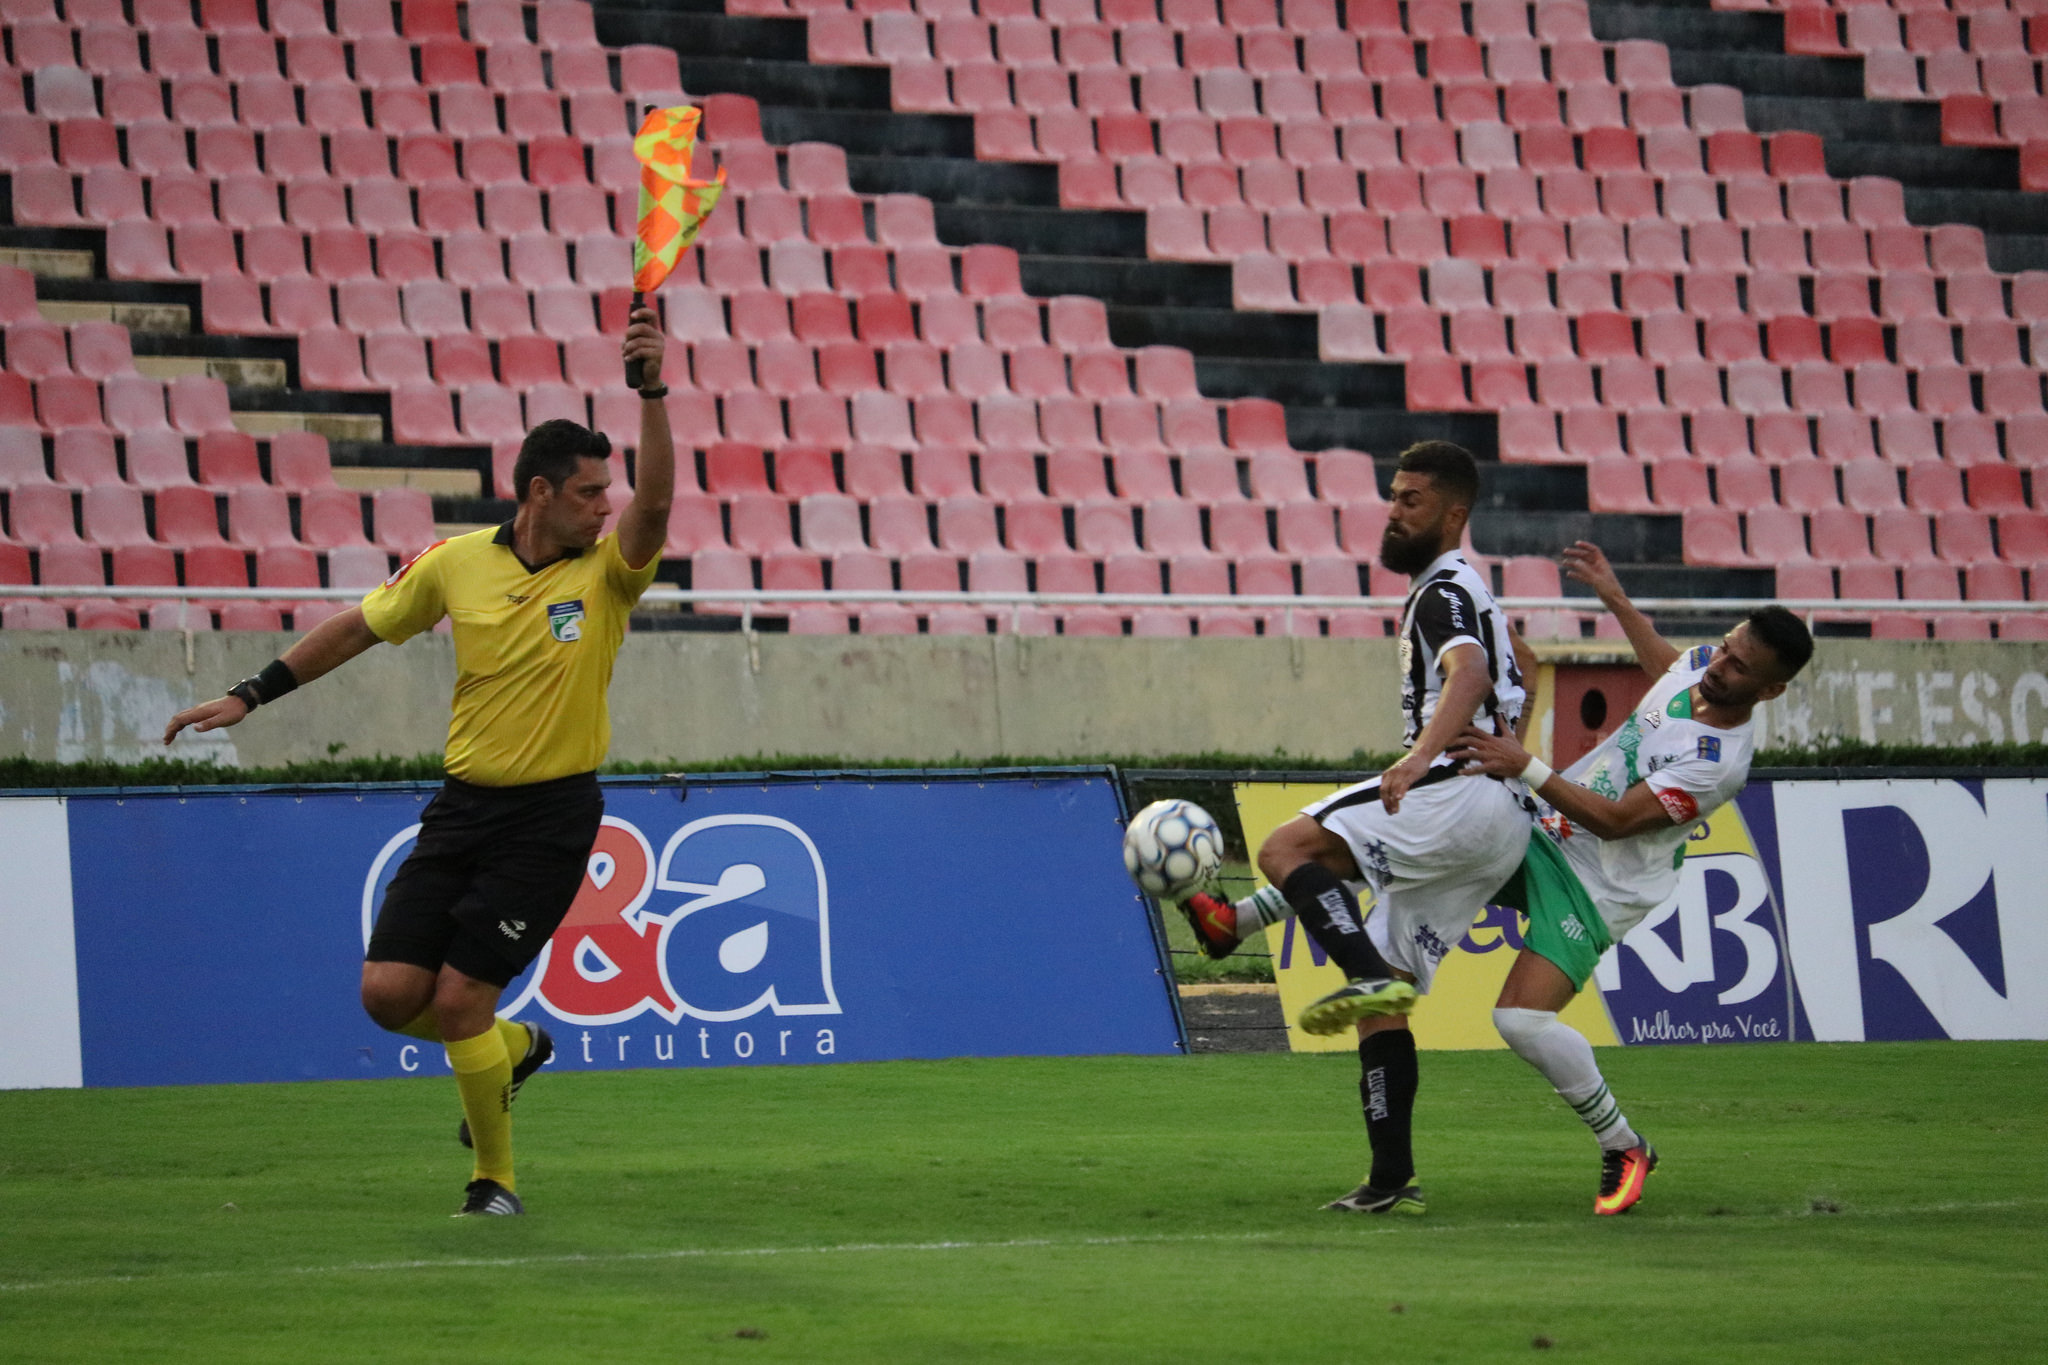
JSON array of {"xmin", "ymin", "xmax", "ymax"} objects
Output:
[{"xmin": 1301, "ymin": 770, "xmax": 1534, "ymax": 993}]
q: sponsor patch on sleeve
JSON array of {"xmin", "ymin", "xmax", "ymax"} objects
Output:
[
  {"xmin": 1697, "ymin": 735, "xmax": 1722, "ymax": 762},
  {"xmin": 1657, "ymin": 787, "xmax": 1700, "ymax": 823},
  {"xmin": 1684, "ymin": 643, "xmax": 1714, "ymax": 671},
  {"xmin": 382, "ymin": 537, "xmax": 447, "ymax": 588}
]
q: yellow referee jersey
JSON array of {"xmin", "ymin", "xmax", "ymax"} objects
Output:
[{"xmin": 360, "ymin": 523, "xmax": 661, "ymax": 787}]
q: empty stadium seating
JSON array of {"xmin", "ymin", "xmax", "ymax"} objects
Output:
[
  {"xmin": 0, "ymin": 0, "xmax": 2039, "ymax": 638},
  {"xmin": 771, "ymin": 0, "xmax": 2042, "ymax": 626},
  {"xmin": 1763, "ymin": 0, "xmax": 2048, "ymax": 184}
]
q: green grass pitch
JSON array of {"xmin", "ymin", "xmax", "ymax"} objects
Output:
[{"xmin": 2, "ymin": 1042, "xmax": 2042, "ymax": 1363}]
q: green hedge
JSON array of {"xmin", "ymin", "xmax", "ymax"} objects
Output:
[
  {"xmin": 6, "ymin": 741, "xmax": 2044, "ymax": 792},
  {"xmin": 1750, "ymin": 741, "xmax": 2048, "ymax": 769},
  {"xmin": 0, "ymin": 750, "xmax": 1384, "ymax": 790}
]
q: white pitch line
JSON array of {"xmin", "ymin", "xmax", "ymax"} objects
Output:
[{"xmin": 2, "ymin": 1199, "xmax": 2040, "ymax": 1296}]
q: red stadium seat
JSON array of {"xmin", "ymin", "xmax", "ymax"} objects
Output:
[{"xmin": 227, "ymin": 486, "xmax": 299, "ymax": 552}]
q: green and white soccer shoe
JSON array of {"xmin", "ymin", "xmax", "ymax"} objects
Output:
[
  {"xmin": 1324, "ymin": 1180, "xmax": 1427, "ymax": 1216},
  {"xmin": 1296, "ymin": 978, "xmax": 1419, "ymax": 1035}
]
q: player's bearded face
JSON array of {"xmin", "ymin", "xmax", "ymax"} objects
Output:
[
  {"xmin": 1698, "ymin": 661, "xmax": 1729, "ymax": 705},
  {"xmin": 1379, "ymin": 507, "xmax": 1446, "ymax": 575},
  {"xmin": 1699, "ymin": 625, "xmax": 1774, "ymax": 707},
  {"xmin": 1380, "ymin": 471, "xmax": 1460, "ymax": 575}
]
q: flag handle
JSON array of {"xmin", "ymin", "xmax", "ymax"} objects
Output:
[{"xmin": 624, "ymin": 290, "xmax": 646, "ymax": 389}]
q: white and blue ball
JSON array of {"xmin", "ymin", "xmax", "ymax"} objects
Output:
[{"xmin": 1122, "ymin": 799, "xmax": 1224, "ymax": 899}]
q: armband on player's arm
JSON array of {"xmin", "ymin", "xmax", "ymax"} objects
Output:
[
  {"xmin": 1530, "ymin": 771, "xmax": 1678, "ymax": 842},
  {"xmin": 1652, "ymin": 785, "xmax": 1699, "ymax": 824},
  {"xmin": 227, "ymin": 659, "xmax": 300, "ymax": 710}
]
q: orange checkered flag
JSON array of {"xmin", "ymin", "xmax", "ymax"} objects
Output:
[{"xmin": 626, "ymin": 104, "xmax": 725, "ymax": 386}]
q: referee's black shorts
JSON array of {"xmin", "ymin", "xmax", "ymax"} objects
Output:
[{"xmin": 366, "ymin": 771, "xmax": 602, "ymax": 987}]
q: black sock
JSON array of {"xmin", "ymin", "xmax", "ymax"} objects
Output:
[
  {"xmin": 1359, "ymin": 1029, "xmax": 1419, "ymax": 1190},
  {"xmin": 1281, "ymin": 862, "xmax": 1394, "ymax": 981}
]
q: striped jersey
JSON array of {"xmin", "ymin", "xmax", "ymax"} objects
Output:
[{"xmin": 1397, "ymin": 549, "xmax": 1526, "ymax": 749}]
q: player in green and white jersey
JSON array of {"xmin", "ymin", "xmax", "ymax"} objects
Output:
[{"xmin": 1449, "ymin": 541, "xmax": 1813, "ymax": 1215}]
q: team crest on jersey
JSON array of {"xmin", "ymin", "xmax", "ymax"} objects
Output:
[
  {"xmin": 1697, "ymin": 736, "xmax": 1722, "ymax": 762},
  {"xmin": 547, "ymin": 599, "xmax": 585, "ymax": 642}
]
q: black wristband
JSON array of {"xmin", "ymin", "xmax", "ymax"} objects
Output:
[
  {"xmin": 639, "ymin": 384, "xmax": 669, "ymax": 399},
  {"xmin": 256, "ymin": 658, "xmax": 300, "ymax": 700},
  {"xmin": 230, "ymin": 658, "xmax": 300, "ymax": 709}
]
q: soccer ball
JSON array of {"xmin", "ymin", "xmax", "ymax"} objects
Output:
[{"xmin": 1122, "ymin": 799, "xmax": 1224, "ymax": 899}]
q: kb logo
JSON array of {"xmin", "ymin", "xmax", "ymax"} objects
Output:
[{"xmin": 362, "ymin": 813, "xmax": 841, "ymax": 1026}]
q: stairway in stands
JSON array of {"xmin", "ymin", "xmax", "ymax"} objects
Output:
[
  {"xmin": 591, "ymin": 0, "xmax": 1754, "ymax": 599},
  {"xmin": 1590, "ymin": 0, "xmax": 2048, "ymax": 271}
]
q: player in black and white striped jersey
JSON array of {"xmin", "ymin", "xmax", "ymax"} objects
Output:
[
  {"xmin": 1387, "ymin": 534, "xmax": 1526, "ymax": 766},
  {"xmin": 1178, "ymin": 441, "xmax": 1537, "ymax": 1215}
]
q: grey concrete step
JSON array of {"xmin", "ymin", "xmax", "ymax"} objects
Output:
[
  {"xmin": 1588, "ymin": 0, "xmax": 2047, "ymax": 271},
  {"xmin": 591, "ymin": 5, "xmax": 1487, "ymax": 467}
]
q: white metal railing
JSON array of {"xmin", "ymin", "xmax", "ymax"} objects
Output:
[{"xmin": 1, "ymin": 583, "xmax": 2038, "ymax": 621}]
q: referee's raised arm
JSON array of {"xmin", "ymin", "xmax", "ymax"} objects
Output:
[
  {"xmin": 614, "ymin": 307, "xmax": 672, "ymax": 572},
  {"xmin": 161, "ymin": 605, "xmax": 384, "ymax": 743}
]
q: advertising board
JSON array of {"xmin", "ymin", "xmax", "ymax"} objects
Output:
[
  {"xmin": 3, "ymin": 771, "xmax": 1183, "ymax": 1089},
  {"xmin": 1233, "ymin": 776, "xmax": 2048, "ymax": 1049}
]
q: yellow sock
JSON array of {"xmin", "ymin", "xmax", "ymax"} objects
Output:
[
  {"xmin": 398, "ymin": 1012, "xmax": 524, "ymax": 1055},
  {"xmin": 494, "ymin": 1017, "xmax": 532, "ymax": 1066},
  {"xmin": 445, "ymin": 1028, "xmax": 515, "ymax": 1190}
]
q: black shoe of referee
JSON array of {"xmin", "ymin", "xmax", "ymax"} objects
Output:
[
  {"xmin": 458, "ymin": 1023, "xmax": 554, "ymax": 1150},
  {"xmin": 455, "ymin": 1178, "xmax": 524, "ymax": 1217}
]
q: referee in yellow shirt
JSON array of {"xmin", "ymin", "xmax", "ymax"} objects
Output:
[{"xmin": 164, "ymin": 310, "xmax": 674, "ymax": 1216}]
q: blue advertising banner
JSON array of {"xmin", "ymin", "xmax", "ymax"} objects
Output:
[
  {"xmin": 58, "ymin": 771, "xmax": 1183, "ymax": 1087},
  {"xmin": 6, "ymin": 772, "xmax": 2041, "ymax": 1091},
  {"xmin": 1587, "ymin": 788, "xmax": 1799, "ymax": 1047},
  {"xmin": 1233, "ymin": 776, "xmax": 2048, "ymax": 1051},
  {"xmin": 1762, "ymin": 776, "xmax": 2048, "ymax": 1043}
]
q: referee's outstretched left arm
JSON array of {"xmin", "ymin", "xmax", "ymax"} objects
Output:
[
  {"xmin": 162, "ymin": 606, "xmax": 382, "ymax": 743},
  {"xmin": 614, "ymin": 307, "xmax": 672, "ymax": 571}
]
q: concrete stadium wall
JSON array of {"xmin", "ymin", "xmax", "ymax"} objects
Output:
[
  {"xmin": 2, "ymin": 630, "xmax": 2045, "ymax": 767},
  {"xmin": 1760, "ymin": 639, "xmax": 2048, "ymax": 748}
]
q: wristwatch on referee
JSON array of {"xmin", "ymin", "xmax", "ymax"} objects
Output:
[{"xmin": 228, "ymin": 659, "xmax": 300, "ymax": 710}]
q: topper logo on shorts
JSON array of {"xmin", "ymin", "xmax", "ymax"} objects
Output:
[{"xmin": 362, "ymin": 814, "xmax": 840, "ymax": 1028}]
